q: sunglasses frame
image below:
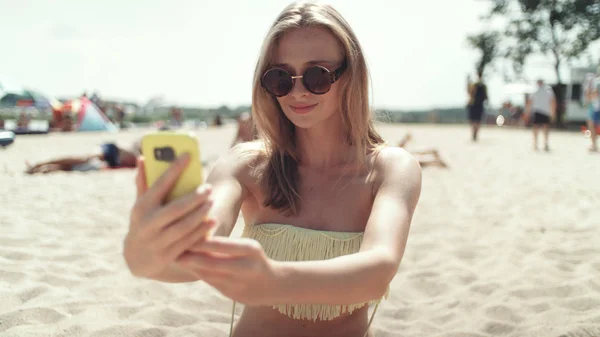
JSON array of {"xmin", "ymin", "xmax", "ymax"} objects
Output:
[{"xmin": 261, "ymin": 60, "xmax": 347, "ymax": 97}]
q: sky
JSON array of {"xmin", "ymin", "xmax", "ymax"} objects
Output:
[{"xmin": 1, "ymin": 0, "xmax": 598, "ymax": 110}]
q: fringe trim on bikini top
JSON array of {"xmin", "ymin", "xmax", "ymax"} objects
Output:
[{"xmin": 241, "ymin": 223, "xmax": 389, "ymax": 321}]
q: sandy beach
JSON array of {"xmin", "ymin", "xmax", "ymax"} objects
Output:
[{"xmin": 1, "ymin": 123, "xmax": 599, "ymax": 337}]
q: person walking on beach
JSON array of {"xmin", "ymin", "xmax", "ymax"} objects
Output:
[
  {"xmin": 466, "ymin": 71, "xmax": 488, "ymax": 142},
  {"xmin": 525, "ymin": 79, "xmax": 556, "ymax": 151}
]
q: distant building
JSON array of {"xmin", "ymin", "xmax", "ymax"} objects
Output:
[{"xmin": 566, "ymin": 66, "xmax": 598, "ymax": 123}]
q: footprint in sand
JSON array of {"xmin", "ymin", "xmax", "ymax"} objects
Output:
[
  {"xmin": 527, "ymin": 302, "xmax": 552, "ymax": 314},
  {"xmin": 410, "ymin": 278, "xmax": 447, "ymax": 297},
  {"xmin": 589, "ymin": 314, "xmax": 600, "ymax": 324},
  {"xmin": 484, "ymin": 305, "xmax": 524, "ymax": 324},
  {"xmin": 556, "ymin": 261, "xmax": 575, "ymax": 273},
  {"xmin": 559, "ymin": 326, "xmax": 600, "ymax": 337},
  {"xmin": 0, "ymin": 237, "xmax": 30, "ymax": 247},
  {"xmin": 431, "ymin": 311, "xmax": 457, "ymax": 326},
  {"xmin": 59, "ymin": 325, "xmax": 87, "ymax": 336},
  {"xmin": 81, "ymin": 268, "xmax": 112, "ymax": 278},
  {"xmin": 560, "ymin": 296, "xmax": 600, "ymax": 312},
  {"xmin": 38, "ymin": 242, "xmax": 62, "ymax": 249},
  {"xmin": 0, "ymin": 307, "xmax": 66, "ymax": 333},
  {"xmin": 551, "ymin": 285, "xmax": 587, "ymax": 298},
  {"xmin": 134, "ymin": 328, "xmax": 169, "ymax": 337},
  {"xmin": 455, "ymin": 249, "xmax": 476, "ymax": 261},
  {"xmin": 137, "ymin": 307, "xmax": 199, "ymax": 327},
  {"xmin": 408, "ymin": 270, "xmax": 438, "ymax": 279},
  {"xmin": 438, "ymin": 334, "xmax": 488, "ymax": 337},
  {"xmin": 116, "ymin": 305, "xmax": 146, "ymax": 319},
  {"xmin": 457, "ymin": 273, "xmax": 479, "ymax": 285},
  {"xmin": 50, "ymin": 253, "xmax": 86, "ymax": 262},
  {"xmin": 482, "ymin": 320, "xmax": 516, "ymax": 335},
  {"xmin": 90, "ymin": 326, "xmax": 167, "ymax": 337},
  {"xmin": 0, "ymin": 250, "xmax": 34, "ymax": 261},
  {"xmin": 171, "ymin": 298, "xmax": 211, "ymax": 312},
  {"xmin": 389, "ymin": 307, "xmax": 413, "ymax": 320},
  {"xmin": 510, "ymin": 287, "xmax": 557, "ymax": 300},
  {"xmin": 19, "ymin": 285, "xmax": 51, "ymax": 303},
  {"xmin": 406, "ymin": 271, "xmax": 448, "ymax": 297},
  {"xmin": 195, "ymin": 309, "xmax": 235, "ymax": 324},
  {"xmin": 586, "ymin": 279, "xmax": 600, "ymax": 294},
  {"xmin": 469, "ymin": 283, "xmax": 499, "ymax": 296},
  {"xmin": 0, "ymin": 270, "xmax": 25, "ymax": 284},
  {"xmin": 38, "ymin": 274, "xmax": 81, "ymax": 288}
]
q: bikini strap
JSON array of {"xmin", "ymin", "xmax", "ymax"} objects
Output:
[
  {"xmin": 229, "ymin": 301, "xmax": 236, "ymax": 337},
  {"xmin": 362, "ymin": 302, "xmax": 380, "ymax": 337}
]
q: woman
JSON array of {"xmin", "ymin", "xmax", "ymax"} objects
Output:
[{"xmin": 123, "ymin": 2, "xmax": 422, "ymax": 337}]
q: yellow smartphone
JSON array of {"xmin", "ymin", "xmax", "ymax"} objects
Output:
[{"xmin": 141, "ymin": 131, "xmax": 204, "ymax": 203}]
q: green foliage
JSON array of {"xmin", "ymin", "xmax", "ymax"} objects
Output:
[
  {"xmin": 487, "ymin": 0, "xmax": 600, "ymax": 83},
  {"xmin": 467, "ymin": 31, "xmax": 502, "ymax": 75}
]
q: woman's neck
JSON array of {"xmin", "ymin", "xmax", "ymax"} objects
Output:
[{"xmin": 294, "ymin": 119, "xmax": 353, "ymax": 170}]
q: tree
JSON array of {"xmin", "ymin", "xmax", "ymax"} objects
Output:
[
  {"xmin": 467, "ymin": 31, "xmax": 502, "ymax": 76},
  {"xmin": 485, "ymin": 0, "xmax": 600, "ymax": 125}
]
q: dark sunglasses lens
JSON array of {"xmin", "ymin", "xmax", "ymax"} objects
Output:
[
  {"xmin": 262, "ymin": 69, "xmax": 293, "ymax": 96},
  {"xmin": 304, "ymin": 66, "xmax": 331, "ymax": 94}
]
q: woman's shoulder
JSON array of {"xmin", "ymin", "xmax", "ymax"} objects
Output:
[
  {"xmin": 211, "ymin": 140, "xmax": 267, "ymax": 177},
  {"xmin": 370, "ymin": 145, "xmax": 421, "ymax": 189},
  {"xmin": 371, "ymin": 145, "xmax": 417, "ymax": 167}
]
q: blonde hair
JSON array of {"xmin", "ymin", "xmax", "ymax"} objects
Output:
[{"xmin": 251, "ymin": 1, "xmax": 385, "ymax": 215}]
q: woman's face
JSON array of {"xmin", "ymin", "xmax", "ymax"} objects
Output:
[{"xmin": 272, "ymin": 27, "xmax": 345, "ymax": 130}]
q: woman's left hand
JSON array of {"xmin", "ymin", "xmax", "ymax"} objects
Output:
[{"xmin": 176, "ymin": 237, "xmax": 282, "ymax": 306}]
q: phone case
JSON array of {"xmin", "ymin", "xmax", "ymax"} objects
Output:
[{"xmin": 141, "ymin": 131, "xmax": 204, "ymax": 203}]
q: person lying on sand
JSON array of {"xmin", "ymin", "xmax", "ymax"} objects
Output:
[
  {"xmin": 398, "ymin": 133, "xmax": 448, "ymax": 168},
  {"xmin": 25, "ymin": 142, "xmax": 140, "ymax": 174}
]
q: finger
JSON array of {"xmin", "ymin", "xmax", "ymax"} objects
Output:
[
  {"xmin": 193, "ymin": 237, "xmax": 263, "ymax": 257},
  {"xmin": 149, "ymin": 184, "xmax": 212, "ymax": 233},
  {"xmin": 145, "ymin": 153, "xmax": 190, "ymax": 206},
  {"xmin": 135, "ymin": 157, "xmax": 147, "ymax": 198},
  {"xmin": 164, "ymin": 218, "xmax": 216, "ymax": 262},
  {"xmin": 154, "ymin": 199, "xmax": 214, "ymax": 248},
  {"xmin": 177, "ymin": 251, "xmax": 244, "ymax": 275}
]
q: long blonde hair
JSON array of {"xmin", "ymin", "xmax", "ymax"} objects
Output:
[{"xmin": 251, "ymin": 1, "xmax": 385, "ymax": 215}]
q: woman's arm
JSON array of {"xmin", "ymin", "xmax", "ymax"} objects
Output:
[
  {"xmin": 180, "ymin": 147, "xmax": 421, "ymax": 305},
  {"xmin": 270, "ymin": 147, "xmax": 422, "ymax": 305},
  {"xmin": 204, "ymin": 143, "xmax": 255, "ymax": 237}
]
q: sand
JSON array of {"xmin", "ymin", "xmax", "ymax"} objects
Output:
[{"xmin": 1, "ymin": 123, "xmax": 599, "ymax": 337}]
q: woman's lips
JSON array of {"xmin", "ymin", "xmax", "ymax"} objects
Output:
[{"xmin": 289, "ymin": 103, "xmax": 318, "ymax": 114}]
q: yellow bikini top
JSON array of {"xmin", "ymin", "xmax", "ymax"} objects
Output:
[
  {"xmin": 228, "ymin": 223, "xmax": 388, "ymax": 336},
  {"xmin": 243, "ymin": 223, "xmax": 387, "ymax": 314}
]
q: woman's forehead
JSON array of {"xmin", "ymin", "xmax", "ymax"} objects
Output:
[{"xmin": 273, "ymin": 27, "xmax": 343, "ymax": 67}]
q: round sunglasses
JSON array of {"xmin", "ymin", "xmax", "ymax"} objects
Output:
[{"xmin": 261, "ymin": 61, "xmax": 347, "ymax": 97}]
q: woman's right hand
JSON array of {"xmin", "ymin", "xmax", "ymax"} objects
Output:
[{"xmin": 123, "ymin": 154, "xmax": 216, "ymax": 279}]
